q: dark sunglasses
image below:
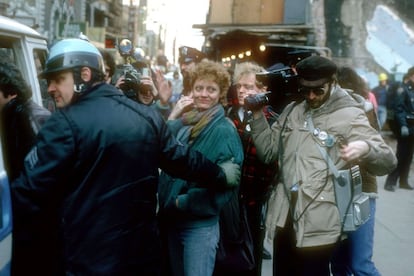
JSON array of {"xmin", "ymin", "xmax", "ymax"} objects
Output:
[{"xmin": 298, "ymin": 86, "xmax": 327, "ymax": 96}]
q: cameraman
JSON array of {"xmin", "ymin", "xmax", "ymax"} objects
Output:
[
  {"xmin": 223, "ymin": 61, "xmax": 279, "ymax": 276},
  {"xmin": 248, "ymin": 56, "xmax": 396, "ymax": 275}
]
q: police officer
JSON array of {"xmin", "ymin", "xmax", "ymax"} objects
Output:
[
  {"xmin": 178, "ymin": 46, "xmax": 206, "ymax": 96},
  {"xmin": 384, "ymin": 67, "xmax": 414, "ymax": 191},
  {"xmin": 11, "ymin": 38, "xmax": 240, "ymax": 275}
]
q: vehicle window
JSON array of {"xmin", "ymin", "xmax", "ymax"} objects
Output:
[
  {"xmin": 0, "ymin": 41, "xmax": 16, "ymax": 63},
  {"xmin": 34, "ymin": 49, "xmax": 55, "ymax": 112}
]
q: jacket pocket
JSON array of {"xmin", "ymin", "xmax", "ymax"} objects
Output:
[{"xmin": 298, "ymin": 187, "xmax": 340, "ymax": 236}]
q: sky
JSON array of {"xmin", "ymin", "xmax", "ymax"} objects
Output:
[
  {"xmin": 128, "ymin": 0, "xmax": 209, "ymax": 62},
  {"xmin": 125, "ymin": 0, "xmax": 209, "ymax": 48},
  {"xmin": 164, "ymin": 0, "xmax": 209, "ymax": 49}
]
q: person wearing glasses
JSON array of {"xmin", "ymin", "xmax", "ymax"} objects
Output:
[
  {"xmin": 223, "ymin": 61, "xmax": 279, "ymax": 276},
  {"xmin": 247, "ymin": 56, "xmax": 396, "ymax": 275}
]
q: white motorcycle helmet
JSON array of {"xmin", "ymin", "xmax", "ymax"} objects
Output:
[{"xmin": 40, "ymin": 38, "xmax": 105, "ymax": 92}]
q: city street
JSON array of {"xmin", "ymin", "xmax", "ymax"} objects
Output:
[{"xmin": 262, "ymin": 132, "xmax": 414, "ymax": 276}]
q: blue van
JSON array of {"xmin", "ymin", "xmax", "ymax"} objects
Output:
[{"xmin": 0, "ymin": 15, "xmax": 49, "ymax": 275}]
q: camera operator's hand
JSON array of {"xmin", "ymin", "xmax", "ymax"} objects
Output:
[
  {"xmin": 114, "ymin": 75, "xmax": 125, "ymax": 90},
  {"xmin": 168, "ymin": 95, "xmax": 194, "ymax": 120},
  {"xmin": 140, "ymin": 76, "xmax": 158, "ymax": 97}
]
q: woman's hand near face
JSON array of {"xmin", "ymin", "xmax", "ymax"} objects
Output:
[{"xmin": 168, "ymin": 95, "xmax": 194, "ymax": 120}]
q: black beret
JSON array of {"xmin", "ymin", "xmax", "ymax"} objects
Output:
[
  {"xmin": 295, "ymin": 55, "xmax": 337, "ymax": 87},
  {"xmin": 178, "ymin": 46, "xmax": 206, "ymax": 64}
]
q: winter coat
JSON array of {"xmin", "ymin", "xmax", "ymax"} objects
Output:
[
  {"xmin": 0, "ymin": 98, "xmax": 51, "ymax": 276},
  {"xmin": 11, "ymin": 83, "xmax": 228, "ymax": 275},
  {"xmin": 0, "ymin": 98, "xmax": 50, "ymax": 181},
  {"xmin": 226, "ymin": 105, "xmax": 278, "ymax": 203},
  {"xmin": 250, "ymin": 85, "xmax": 396, "ymax": 248},
  {"xmin": 158, "ymin": 105, "xmax": 243, "ymax": 228}
]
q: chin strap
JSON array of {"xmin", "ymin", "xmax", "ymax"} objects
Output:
[
  {"xmin": 72, "ymin": 68, "xmax": 102, "ymax": 93},
  {"xmin": 73, "ymin": 68, "xmax": 87, "ymax": 93}
]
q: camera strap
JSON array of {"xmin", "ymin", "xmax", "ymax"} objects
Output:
[
  {"xmin": 305, "ymin": 113, "xmax": 342, "ymax": 179},
  {"xmin": 306, "ymin": 113, "xmax": 359, "ymax": 233}
]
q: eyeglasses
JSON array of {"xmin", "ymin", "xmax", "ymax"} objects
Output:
[{"xmin": 298, "ymin": 85, "xmax": 328, "ymax": 96}]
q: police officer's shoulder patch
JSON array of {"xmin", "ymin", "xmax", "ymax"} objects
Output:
[{"xmin": 24, "ymin": 146, "xmax": 39, "ymax": 170}]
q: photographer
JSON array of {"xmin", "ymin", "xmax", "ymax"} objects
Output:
[
  {"xmin": 247, "ymin": 56, "xmax": 396, "ymax": 275},
  {"xmin": 112, "ymin": 39, "xmax": 172, "ymax": 119}
]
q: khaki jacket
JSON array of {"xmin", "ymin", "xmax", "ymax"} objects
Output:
[{"xmin": 250, "ymin": 85, "xmax": 397, "ymax": 247}]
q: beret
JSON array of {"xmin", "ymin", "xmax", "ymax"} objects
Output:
[
  {"xmin": 178, "ymin": 46, "xmax": 206, "ymax": 64},
  {"xmin": 296, "ymin": 55, "xmax": 337, "ymax": 87}
]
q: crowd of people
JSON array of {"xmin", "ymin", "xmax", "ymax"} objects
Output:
[{"xmin": 3, "ymin": 36, "xmax": 414, "ymax": 276}]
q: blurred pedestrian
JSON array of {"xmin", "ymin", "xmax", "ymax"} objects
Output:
[
  {"xmin": 220, "ymin": 61, "xmax": 278, "ymax": 276},
  {"xmin": 384, "ymin": 67, "xmax": 414, "ymax": 191},
  {"xmin": 168, "ymin": 70, "xmax": 183, "ymax": 105},
  {"xmin": 372, "ymin": 72, "xmax": 390, "ymax": 129},
  {"xmin": 249, "ymin": 56, "xmax": 396, "ymax": 275},
  {"xmin": 99, "ymin": 48, "xmax": 116, "ymax": 84},
  {"xmin": 11, "ymin": 38, "xmax": 241, "ymax": 275},
  {"xmin": 158, "ymin": 59, "xmax": 243, "ymax": 276},
  {"xmin": 337, "ymin": 66, "xmax": 380, "ymax": 130},
  {"xmin": 331, "ymin": 66, "xmax": 383, "ymax": 276}
]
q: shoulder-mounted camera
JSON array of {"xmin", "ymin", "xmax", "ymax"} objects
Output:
[{"xmin": 255, "ymin": 66, "xmax": 300, "ymax": 113}]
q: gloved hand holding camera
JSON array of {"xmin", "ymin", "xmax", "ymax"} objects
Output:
[{"xmin": 244, "ymin": 92, "xmax": 271, "ymax": 111}]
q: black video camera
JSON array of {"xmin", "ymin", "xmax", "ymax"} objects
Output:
[
  {"xmin": 255, "ymin": 66, "xmax": 300, "ymax": 113},
  {"xmin": 112, "ymin": 39, "xmax": 143, "ymax": 99},
  {"xmin": 244, "ymin": 92, "xmax": 272, "ymax": 111}
]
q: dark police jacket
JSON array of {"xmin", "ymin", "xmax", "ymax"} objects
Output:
[
  {"xmin": 394, "ymin": 80, "xmax": 414, "ymax": 135},
  {"xmin": 0, "ymin": 98, "xmax": 50, "ymax": 181},
  {"xmin": 11, "ymin": 83, "xmax": 226, "ymax": 275}
]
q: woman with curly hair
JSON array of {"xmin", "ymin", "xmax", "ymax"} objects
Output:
[{"xmin": 158, "ymin": 60, "xmax": 244, "ymax": 276}]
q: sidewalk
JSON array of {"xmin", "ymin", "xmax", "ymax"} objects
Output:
[
  {"xmin": 261, "ymin": 132, "xmax": 414, "ymax": 276},
  {"xmin": 375, "ymin": 131, "xmax": 414, "ymax": 275},
  {"xmin": 374, "ymin": 174, "xmax": 414, "ymax": 276}
]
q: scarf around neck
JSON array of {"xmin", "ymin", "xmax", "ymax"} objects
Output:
[{"xmin": 181, "ymin": 104, "xmax": 221, "ymax": 144}]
